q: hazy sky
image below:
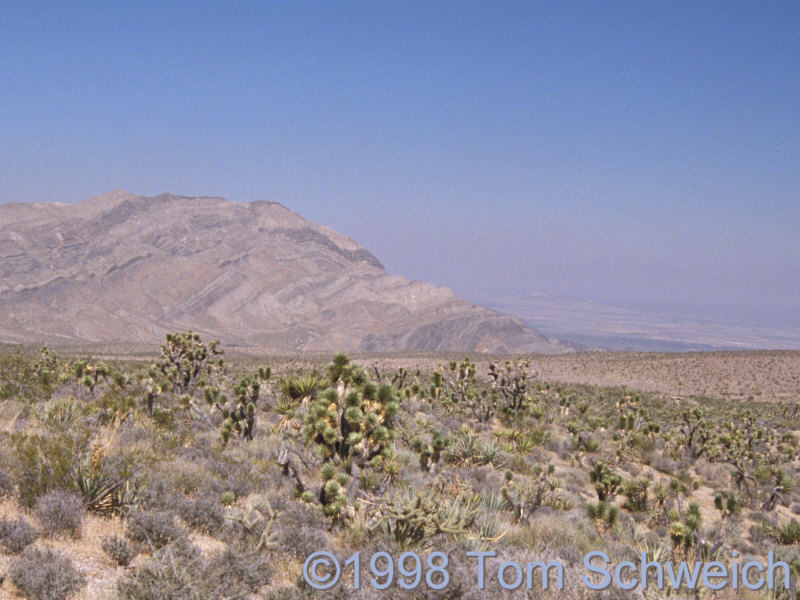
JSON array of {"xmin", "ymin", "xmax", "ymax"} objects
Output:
[{"xmin": 2, "ymin": 1, "xmax": 798, "ymax": 325}]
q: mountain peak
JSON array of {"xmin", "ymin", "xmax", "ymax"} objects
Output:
[
  {"xmin": 0, "ymin": 191, "xmax": 574, "ymax": 353},
  {"xmin": 78, "ymin": 189, "xmax": 137, "ymax": 209}
]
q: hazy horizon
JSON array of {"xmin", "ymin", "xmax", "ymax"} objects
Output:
[{"xmin": 2, "ymin": 2, "xmax": 798, "ymax": 349}]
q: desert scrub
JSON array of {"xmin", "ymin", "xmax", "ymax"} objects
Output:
[
  {"xmin": 9, "ymin": 545, "xmax": 86, "ymax": 600},
  {"xmin": 116, "ymin": 538, "xmax": 271, "ymax": 600},
  {"xmin": 271, "ymin": 500, "xmax": 333, "ymax": 559},
  {"xmin": 116, "ymin": 539, "xmax": 202, "ymax": 600},
  {"xmin": 35, "ymin": 489, "xmax": 85, "ymax": 538},
  {"xmin": 203, "ymin": 543, "xmax": 272, "ymax": 597},
  {"xmin": 0, "ymin": 515, "xmax": 38, "ymax": 553},
  {"xmin": 0, "ymin": 465, "xmax": 15, "ymax": 499},
  {"xmin": 12, "ymin": 428, "xmax": 91, "ymax": 507},
  {"xmin": 176, "ymin": 493, "xmax": 227, "ymax": 535},
  {"xmin": 125, "ymin": 509, "xmax": 187, "ymax": 550},
  {"xmin": 102, "ymin": 535, "xmax": 140, "ymax": 566}
]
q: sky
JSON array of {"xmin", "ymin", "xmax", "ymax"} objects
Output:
[{"xmin": 2, "ymin": 1, "xmax": 799, "ymax": 331}]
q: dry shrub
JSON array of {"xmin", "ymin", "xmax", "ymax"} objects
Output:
[
  {"xmin": 272, "ymin": 500, "xmax": 332, "ymax": 560},
  {"xmin": 9, "ymin": 545, "xmax": 86, "ymax": 600},
  {"xmin": 102, "ymin": 535, "xmax": 140, "ymax": 567},
  {"xmin": 125, "ymin": 509, "xmax": 186, "ymax": 550},
  {"xmin": 117, "ymin": 538, "xmax": 271, "ymax": 600},
  {"xmin": 176, "ymin": 493, "xmax": 227, "ymax": 536},
  {"xmin": 0, "ymin": 516, "xmax": 38, "ymax": 553},
  {"xmin": 35, "ymin": 489, "xmax": 85, "ymax": 538},
  {"xmin": 116, "ymin": 539, "xmax": 200, "ymax": 600}
]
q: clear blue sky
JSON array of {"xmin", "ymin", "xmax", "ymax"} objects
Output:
[{"xmin": 2, "ymin": 1, "xmax": 798, "ymax": 325}]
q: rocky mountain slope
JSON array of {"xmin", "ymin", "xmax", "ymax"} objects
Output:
[{"xmin": 0, "ymin": 191, "xmax": 574, "ymax": 353}]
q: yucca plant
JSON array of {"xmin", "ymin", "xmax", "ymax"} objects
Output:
[
  {"xmin": 621, "ymin": 478, "xmax": 651, "ymax": 512},
  {"xmin": 155, "ymin": 330, "xmax": 224, "ymax": 396},
  {"xmin": 271, "ymin": 398, "xmax": 301, "ymax": 431},
  {"xmin": 589, "ymin": 461, "xmax": 622, "ymax": 502},
  {"xmin": 281, "ymin": 375, "xmax": 318, "ymax": 402},
  {"xmin": 587, "ymin": 501, "xmax": 619, "ymax": 530},
  {"xmin": 670, "ymin": 502, "xmax": 703, "ymax": 549},
  {"xmin": 74, "ymin": 451, "xmax": 140, "ymax": 517},
  {"xmin": 776, "ymin": 519, "xmax": 800, "ymax": 545},
  {"xmin": 444, "ymin": 428, "xmax": 505, "ymax": 468},
  {"xmin": 482, "ymin": 487, "xmax": 509, "ymax": 513}
]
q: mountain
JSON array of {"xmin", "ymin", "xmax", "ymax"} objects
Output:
[{"xmin": 0, "ymin": 191, "xmax": 574, "ymax": 353}]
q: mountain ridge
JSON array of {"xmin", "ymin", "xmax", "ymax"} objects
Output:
[{"xmin": 0, "ymin": 191, "xmax": 575, "ymax": 353}]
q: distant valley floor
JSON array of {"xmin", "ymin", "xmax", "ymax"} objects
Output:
[{"xmin": 462, "ymin": 291, "xmax": 800, "ymax": 352}]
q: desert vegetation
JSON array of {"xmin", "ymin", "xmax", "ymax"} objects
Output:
[{"xmin": 0, "ymin": 335, "xmax": 797, "ymax": 599}]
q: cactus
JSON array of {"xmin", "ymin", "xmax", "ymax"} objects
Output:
[
  {"xmin": 371, "ymin": 486, "xmax": 478, "ymax": 548},
  {"xmin": 588, "ymin": 461, "xmax": 621, "ymax": 502},
  {"xmin": 226, "ymin": 495, "xmax": 277, "ymax": 550}
]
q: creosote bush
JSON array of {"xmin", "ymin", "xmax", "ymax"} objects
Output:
[{"xmin": 12, "ymin": 428, "xmax": 91, "ymax": 508}]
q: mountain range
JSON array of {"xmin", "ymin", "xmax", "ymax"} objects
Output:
[{"xmin": 0, "ymin": 191, "xmax": 574, "ymax": 353}]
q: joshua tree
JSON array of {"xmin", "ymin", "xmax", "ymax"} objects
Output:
[
  {"xmin": 411, "ymin": 430, "xmax": 451, "ymax": 473},
  {"xmin": 212, "ymin": 368, "xmax": 271, "ymax": 444},
  {"xmin": 488, "ymin": 358, "xmax": 534, "ymax": 415},
  {"xmin": 589, "ymin": 461, "xmax": 622, "ymax": 502},
  {"xmin": 155, "ymin": 330, "xmax": 224, "ymax": 396},
  {"xmin": 281, "ymin": 353, "xmax": 400, "ymax": 519}
]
